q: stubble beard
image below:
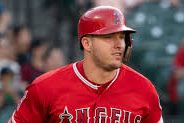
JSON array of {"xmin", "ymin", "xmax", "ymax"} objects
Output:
[
  {"xmin": 105, "ymin": 62, "xmax": 122, "ymax": 71},
  {"xmin": 92, "ymin": 53, "xmax": 122, "ymax": 72}
]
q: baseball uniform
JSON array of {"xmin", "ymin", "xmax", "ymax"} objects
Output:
[{"xmin": 9, "ymin": 61, "xmax": 163, "ymax": 123}]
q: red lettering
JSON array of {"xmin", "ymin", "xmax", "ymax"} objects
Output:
[
  {"xmin": 94, "ymin": 107, "xmax": 107, "ymax": 123},
  {"xmin": 123, "ymin": 111, "xmax": 131, "ymax": 123},
  {"xmin": 75, "ymin": 108, "xmax": 90, "ymax": 123},
  {"xmin": 134, "ymin": 115, "xmax": 141, "ymax": 123},
  {"xmin": 110, "ymin": 108, "xmax": 121, "ymax": 123}
]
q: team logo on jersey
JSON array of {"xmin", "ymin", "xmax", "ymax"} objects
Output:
[
  {"xmin": 113, "ymin": 10, "xmax": 122, "ymax": 25},
  {"xmin": 59, "ymin": 106, "xmax": 142, "ymax": 123},
  {"xmin": 59, "ymin": 106, "xmax": 73, "ymax": 123}
]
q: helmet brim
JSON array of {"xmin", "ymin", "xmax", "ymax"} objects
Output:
[{"xmin": 88, "ymin": 25, "xmax": 136, "ymax": 35}]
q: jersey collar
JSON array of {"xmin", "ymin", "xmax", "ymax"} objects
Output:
[{"xmin": 72, "ymin": 62, "xmax": 120, "ymax": 90}]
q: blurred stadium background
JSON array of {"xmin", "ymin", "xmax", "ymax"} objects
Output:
[{"xmin": 0, "ymin": 0, "xmax": 184, "ymax": 122}]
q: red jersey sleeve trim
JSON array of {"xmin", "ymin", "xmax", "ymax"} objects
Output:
[
  {"xmin": 158, "ymin": 116, "xmax": 164, "ymax": 123},
  {"xmin": 9, "ymin": 111, "xmax": 16, "ymax": 123}
]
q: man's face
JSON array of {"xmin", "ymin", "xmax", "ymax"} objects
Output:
[{"xmin": 87, "ymin": 32, "xmax": 126, "ymax": 71}]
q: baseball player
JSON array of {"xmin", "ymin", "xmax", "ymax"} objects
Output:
[{"xmin": 9, "ymin": 6, "xmax": 163, "ymax": 123}]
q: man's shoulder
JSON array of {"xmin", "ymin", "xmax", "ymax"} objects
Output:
[
  {"xmin": 121, "ymin": 64, "xmax": 149, "ymax": 81},
  {"xmin": 120, "ymin": 64, "xmax": 159, "ymax": 98},
  {"xmin": 121, "ymin": 64, "xmax": 154, "ymax": 88},
  {"xmin": 31, "ymin": 63, "xmax": 74, "ymax": 86},
  {"xmin": 24, "ymin": 63, "xmax": 76, "ymax": 102}
]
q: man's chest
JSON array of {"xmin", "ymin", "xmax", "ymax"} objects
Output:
[{"xmin": 47, "ymin": 88, "xmax": 148, "ymax": 123}]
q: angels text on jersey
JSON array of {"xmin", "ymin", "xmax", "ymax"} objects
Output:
[{"xmin": 59, "ymin": 106, "xmax": 142, "ymax": 123}]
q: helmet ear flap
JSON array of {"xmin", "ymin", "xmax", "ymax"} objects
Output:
[
  {"xmin": 123, "ymin": 46, "xmax": 132, "ymax": 63},
  {"xmin": 123, "ymin": 33, "xmax": 133, "ymax": 63}
]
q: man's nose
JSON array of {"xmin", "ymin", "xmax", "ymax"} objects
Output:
[{"xmin": 114, "ymin": 37, "xmax": 125, "ymax": 49}]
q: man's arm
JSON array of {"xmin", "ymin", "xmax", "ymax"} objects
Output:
[
  {"xmin": 142, "ymin": 83, "xmax": 164, "ymax": 123},
  {"xmin": 8, "ymin": 84, "xmax": 45, "ymax": 123}
]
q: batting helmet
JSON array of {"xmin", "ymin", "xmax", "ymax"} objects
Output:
[{"xmin": 78, "ymin": 6, "xmax": 136, "ymax": 62}]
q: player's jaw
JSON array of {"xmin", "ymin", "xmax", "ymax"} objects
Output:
[
  {"xmin": 109, "ymin": 52, "xmax": 123, "ymax": 69},
  {"xmin": 91, "ymin": 52, "xmax": 122, "ymax": 72},
  {"xmin": 99, "ymin": 52, "xmax": 123, "ymax": 71}
]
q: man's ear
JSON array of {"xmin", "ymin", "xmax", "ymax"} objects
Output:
[{"xmin": 81, "ymin": 37, "xmax": 92, "ymax": 52}]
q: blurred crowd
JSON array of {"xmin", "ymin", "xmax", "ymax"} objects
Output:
[
  {"xmin": 168, "ymin": 39, "xmax": 184, "ymax": 116},
  {"xmin": 0, "ymin": 3, "xmax": 66, "ymax": 121},
  {"xmin": 0, "ymin": 0, "xmax": 184, "ymax": 122},
  {"xmin": 94, "ymin": 0, "xmax": 181, "ymax": 13}
]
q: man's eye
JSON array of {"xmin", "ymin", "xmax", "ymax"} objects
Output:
[
  {"xmin": 119, "ymin": 35, "xmax": 125, "ymax": 39},
  {"xmin": 103, "ymin": 35, "xmax": 112, "ymax": 38}
]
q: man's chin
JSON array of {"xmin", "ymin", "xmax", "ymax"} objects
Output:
[
  {"xmin": 105, "ymin": 63, "xmax": 122, "ymax": 71},
  {"xmin": 114, "ymin": 61, "xmax": 123, "ymax": 67},
  {"xmin": 115, "ymin": 63, "xmax": 122, "ymax": 69}
]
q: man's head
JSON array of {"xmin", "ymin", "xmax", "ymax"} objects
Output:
[{"xmin": 78, "ymin": 6, "xmax": 135, "ymax": 63}]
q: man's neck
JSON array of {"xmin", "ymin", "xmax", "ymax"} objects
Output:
[{"xmin": 83, "ymin": 60, "xmax": 117, "ymax": 85}]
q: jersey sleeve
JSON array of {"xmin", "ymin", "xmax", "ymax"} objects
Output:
[
  {"xmin": 142, "ymin": 84, "xmax": 163, "ymax": 123},
  {"xmin": 9, "ymin": 84, "xmax": 46, "ymax": 123}
]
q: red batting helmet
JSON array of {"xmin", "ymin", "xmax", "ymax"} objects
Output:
[{"xmin": 78, "ymin": 6, "xmax": 136, "ymax": 62}]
